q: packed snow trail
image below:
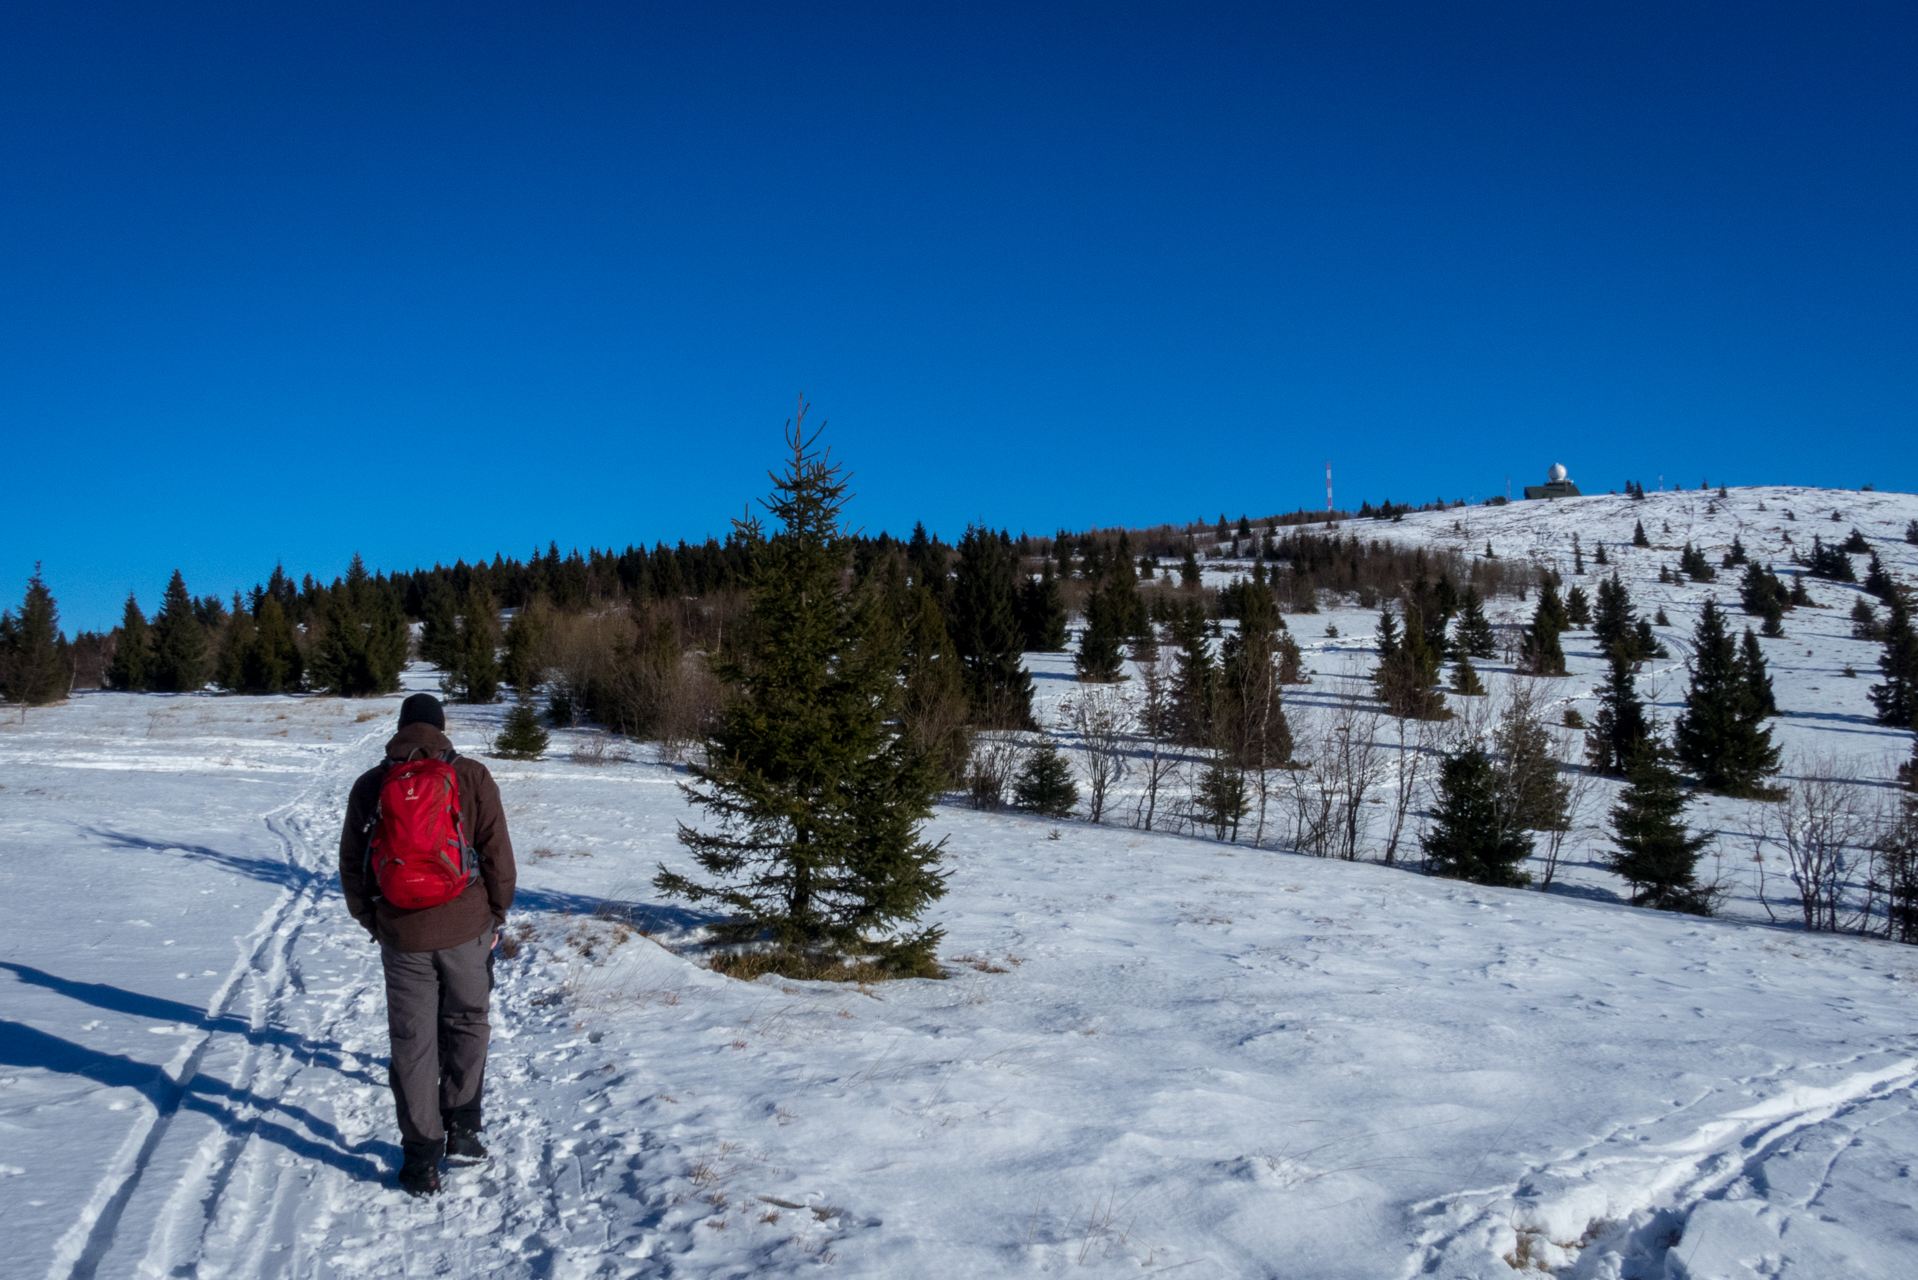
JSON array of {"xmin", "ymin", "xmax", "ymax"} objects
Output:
[{"xmin": 40, "ymin": 719, "xmax": 389, "ymax": 1279}]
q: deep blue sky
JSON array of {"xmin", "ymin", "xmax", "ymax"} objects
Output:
[{"xmin": 4, "ymin": 2, "xmax": 1914, "ymax": 631}]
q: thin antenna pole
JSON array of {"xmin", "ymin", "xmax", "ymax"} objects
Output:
[{"xmin": 1326, "ymin": 462, "xmax": 1333, "ymax": 512}]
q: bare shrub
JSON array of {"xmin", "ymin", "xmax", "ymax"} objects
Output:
[
  {"xmin": 967, "ymin": 734, "xmax": 1023, "ymax": 811},
  {"xmin": 1129, "ymin": 634, "xmax": 1182, "ymax": 832},
  {"xmin": 1065, "ymin": 685, "xmax": 1133, "ymax": 824},
  {"xmin": 1765, "ymin": 756, "xmax": 1877, "ymax": 932},
  {"xmin": 1280, "ymin": 690, "xmax": 1384, "ymax": 860},
  {"xmin": 1381, "ymin": 714, "xmax": 1442, "ymax": 865}
]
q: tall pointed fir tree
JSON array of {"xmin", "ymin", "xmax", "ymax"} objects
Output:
[
  {"xmin": 1607, "ymin": 746, "xmax": 1713, "ymax": 913},
  {"xmin": 1216, "ymin": 580, "xmax": 1293, "ymax": 769},
  {"xmin": 149, "ymin": 570, "xmax": 209, "ymax": 692},
  {"xmin": 1565, "ymin": 584, "xmax": 1592, "ymax": 628},
  {"xmin": 418, "ymin": 578, "xmax": 461, "ymax": 669},
  {"xmin": 310, "ymin": 554, "xmax": 407, "ymax": 695},
  {"xmin": 1422, "ymin": 743, "xmax": 1533, "ymax": 886},
  {"xmin": 442, "ymin": 583, "xmax": 500, "ymax": 703},
  {"xmin": 1586, "ymin": 647, "xmax": 1652, "ymax": 775},
  {"xmin": 1374, "ymin": 602, "xmax": 1446, "ymax": 718},
  {"xmin": 1018, "ymin": 561, "xmax": 1069, "ymax": 652},
  {"xmin": 1451, "ymin": 585, "xmax": 1497, "ymax": 659},
  {"xmin": 1520, "ymin": 580, "xmax": 1569, "ymax": 675},
  {"xmin": 1870, "ymin": 592, "xmax": 1918, "ymax": 730},
  {"xmin": 215, "ymin": 592, "xmax": 254, "ymax": 691},
  {"xmin": 0, "ymin": 565, "xmax": 69, "ymax": 707},
  {"xmin": 1074, "ymin": 574, "xmax": 1128, "ymax": 682},
  {"xmin": 1592, "ymin": 572, "xmax": 1641, "ymax": 658},
  {"xmin": 653, "ymin": 421, "xmax": 947, "ymax": 973},
  {"xmin": 1674, "ymin": 599, "xmax": 1781, "ymax": 795},
  {"xmin": 899, "ymin": 581, "xmax": 972, "ymax": 787},
  {"xmin": 950, "ymin": 525, "xmax": 1035, "ymax": 727},
  {"xmin": 106, "ymin": 592, "xmax": 153, "ymax": 690},
  {"xmin": 244, "ymin": 595, "xmax": 302, "ymax": 693},
  {"xmin": 1167, "ymin": 604, "xmax": 1217, "ymax": 747},
  {"xmin": 502, "ymin": 595, "xmax": 551, "ymax": 699},
  {"xmin": 1739, "ymin": 629, "xmax": 1776, "ymax": 716}
]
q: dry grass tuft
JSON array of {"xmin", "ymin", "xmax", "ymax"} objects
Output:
[{"xmin": 705, "ymin": 948, "xmax": 940, "ymax": 984}]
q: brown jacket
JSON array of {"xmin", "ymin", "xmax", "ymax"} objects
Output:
[{"xmin": 338, "ymin": 723, "xmax": 517, "ymax": 952}]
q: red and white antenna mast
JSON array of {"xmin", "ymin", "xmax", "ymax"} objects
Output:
[{"xmin": 1325, "ymin": 462, "xmax": 1333, "ymax": 512}]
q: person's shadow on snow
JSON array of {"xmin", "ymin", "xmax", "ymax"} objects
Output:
[
  {"xmin": 0, "ymin": 962, "xmax": 385, "ymax": 1089},
  {"xmin": 0, "ymin": 1020, "xmax": 398, "ymax": 1181}
]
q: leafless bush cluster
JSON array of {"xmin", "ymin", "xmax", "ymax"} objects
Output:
[
  {"xmin": 1760, "ymin": 755, "xmax": 1890, "ymax": 933},
  {"xmin": 1277, "ymin": 692, "xmax": 1386, "ymax": 860},
  {"xmin": 1064, "ymin": 686, "xmax": 1132, "ymax": 824},
  {"xmin": 966, "ymin": 733, "xmax": 1024, "ymax": 811}
]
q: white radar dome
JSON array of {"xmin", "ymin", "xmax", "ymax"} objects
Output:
[{"xmin": 1547, "ymin": 463, "xmax": 1568, "ymax": 483}]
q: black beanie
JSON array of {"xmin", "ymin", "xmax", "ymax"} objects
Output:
[{"xmin": 397, "ymin": 693, "xmax": 446, "ymax": 731}]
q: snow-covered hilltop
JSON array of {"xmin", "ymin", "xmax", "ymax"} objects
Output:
[{"xmin": 2, "ymin": 484, "xmax": 1915, "ymax": 1280}]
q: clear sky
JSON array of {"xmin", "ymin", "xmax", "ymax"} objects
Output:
[{"xmin": 4, "ymin": 1, "xmax": 1914, "ymax": 631}]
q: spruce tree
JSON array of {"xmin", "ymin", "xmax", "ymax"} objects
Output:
[
  {"xmin": 149, "ymin": 570, "xmax": 209, "ymax": 692},
  {"xmin": 1740, "ymin": 629, "xmax": 1776, "ymax": 717},
  {"xmin": 1422, "ymin": 743, "xmax": 1533, "ymax": 886},
  {"xmin": 494, "ymin": 702, "xmax": 550, "ymax": 759},
  {"xmin": 1606, "ymin": 746, "xmax": 1713, "ymax": 913},
  {"xmin": 1520, "ymin": 581, "xmax": 1568, "ymax": 676},
  {"xmin": 502, "ymin": 595, "xmax": 551, "ymax": 698},
  {"xmin": 0, "ymin": 565, "xmax": 69, "ymax": 707},
  {"xmin": 442, "ymin": 583, "xmax": 500, "ymax": 703},
  {"xmin": 1018, "ymin": 562, "xmax": 1069, "ymax": 652},
  {"xmin": 951, "ymin": 525, "xmax": 1035, "ymax": 727},
  {"xmin": 1450, "ymin": 653, "xmax": 1485, "ymax": 695},
  {"xmin": 1864, "ymin": 553, "xmax": 1896, "ymax": 603},
  {"xmin": 106, "ymin": 592, "xmax": 153, "ymax": 691},
  {"xmin": 900, "ymin": 582, "xmax": 971, "ymax": 787},
  {"xmin": 310, "ymin": 555, "xmax": 407, "ymax": 696},
  {"xmin": 1012, "ymin": 737, "xmax": 1078, "ymax": 817},
  {"xmin": 1374, "ymin": 604, "xmax": 1446, "ymax": 719},
  {"xmin": 418, "ymin": 578, "xmax": 461, "ymax": 668},
  {"xmin": 1869, "ymin": 592, "xmax": 1918, "ymax": 730},
  {"xmin": 1217, "ymin": 584, "xmax": 1294, "ymax": 767},
  {"xmin": 1194, "ymin": 757, "xmax": 1249, "ymax": 841},
  {"xmin": 1632, "ymin": 519, "xmax": 1651, "ymax": 547},
  {"xmin": 1565, "ymin": 585, "xmax": 1592, "ymax": 629},
  {"xmin": 1074, "ymin": 582, "xmax": 1127, "ymax": 682},
  {"xmin": 215, "ymin": 592, "xmax": 254, "ymax": 692},
  {"xmin": 244, "ymin": 596, "xmax": 302, "ymax": 693},
  {"xmin": 1451, "ymin": 586, "xmax": 1497, "ymax": 659},
  {"xmin": 1586, "ymin": 647, "xmax": 1651, "ymax": 776},
  {"xmin": 654, "ymin": 423, "xmax": 947, "ymax": 972},
  {"xmin": 1674, "ymin": 600, "xmax": 1780, "ymax": 795},
  {"xmin": 1167, "ymin": 605, "xmax": 1217, "ymax": 747}
]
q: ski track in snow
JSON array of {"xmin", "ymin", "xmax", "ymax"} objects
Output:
[
  {"xmin": 6, "ymin": 484, "xmax": 1918, "ymax": 1278},
  {"xmin": 42, "ymin": 724, "xmax": 382, "ymax": 1279}
]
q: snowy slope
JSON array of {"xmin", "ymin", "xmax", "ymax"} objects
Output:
[{"xmin": 1, "ymin": 485, "xmax": 1916, "ymax": 1280}]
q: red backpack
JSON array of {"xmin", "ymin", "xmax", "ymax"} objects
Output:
[{"xmin": 365, "ymin": 756, "xmax": 477, "ymax": 910}]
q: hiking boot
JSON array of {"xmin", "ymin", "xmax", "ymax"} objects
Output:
[
  {"xmin": 445, "ymin": 1124, "xmax": 488, "ymax": 1164},
  {"xmin": 397, "ymin": 1142, "xmax": 442, "ymax": 1198}
]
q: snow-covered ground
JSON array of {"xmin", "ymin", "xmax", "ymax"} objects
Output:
[{"xmin": 2, "ymin": 484, "xmax": 1916, "ymax": 1279}]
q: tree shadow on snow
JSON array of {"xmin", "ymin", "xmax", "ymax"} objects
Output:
[
  {"xmin": 508, "ymin": 887, "xmax": 724, "ymax": 936},
  {"xmin": 82, "ymin": 827, "xmax": 312, "ymax": 892},
  {"xmin": 0, "ymin": 1020, "xmax": 398, "ymax": 1181},
  {"xmin": 0, "ymin": 962, "xmax": 383, "ymax": 1089}
]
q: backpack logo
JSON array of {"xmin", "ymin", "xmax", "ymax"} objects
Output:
[{"xmin": 366, "ymin": 759, "xmax": 477, "ymax": 910}]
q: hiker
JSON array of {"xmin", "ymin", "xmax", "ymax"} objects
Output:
[{"xmin": 339, "ymin": 693, "xmax": 517, "ymax": 1197}]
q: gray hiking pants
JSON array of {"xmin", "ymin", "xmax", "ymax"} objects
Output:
[{"xmin": 380, "ymin": 930, "xmax": 494, "ymax": 1152}]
